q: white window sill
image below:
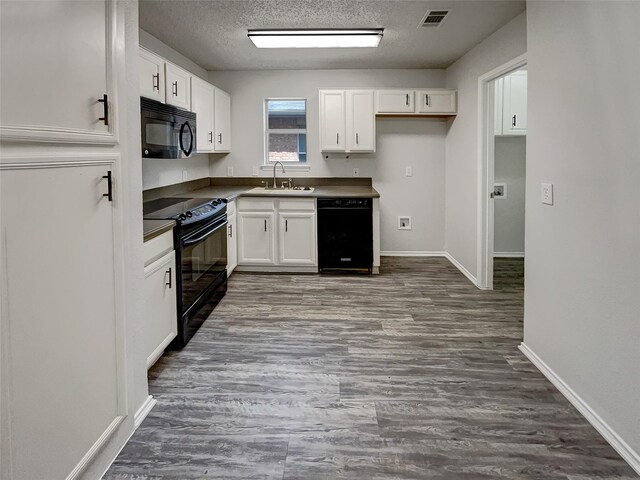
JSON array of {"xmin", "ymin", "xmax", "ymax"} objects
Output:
[{"xmin": 259, "ymin": 164, "xmax": 310, "ymax": 172}]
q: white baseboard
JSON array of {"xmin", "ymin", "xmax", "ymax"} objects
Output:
[
  {"xmin": 519, "ymin": 343, "xmax": 640, "ymax": 475},
  {"xmin": 134, "ymin": 395, "xmax": 156, "ymax": 429},
  {"xmin": 443, "ymin": 252, "xmax": 478, "ymax": 286},
  {"xmin": 494, "ymin": 252, "xmax": 525, "ymax": 258},
  {"xmin": 381, "ymin": 251, "xmax": 445, "ymax": 257}
]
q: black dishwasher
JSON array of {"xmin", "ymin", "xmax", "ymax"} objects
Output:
[{"xmin": 318, "ymin": 198, "xmax": 373, "ymax": 272}]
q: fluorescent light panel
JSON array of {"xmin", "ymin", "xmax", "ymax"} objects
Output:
[{"xmin": 248, "ymin": 29, "xmax": 383, "ymax": 48}]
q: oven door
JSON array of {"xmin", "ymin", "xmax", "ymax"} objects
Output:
[
  {"xmin": 179, "ymin": 216, "xmax": 228, "ymax": 314},
  {"xmin": 142, "ymin": 110, "xmax": 195, "ymax": 158}
]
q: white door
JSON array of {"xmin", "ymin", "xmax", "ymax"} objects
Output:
[
  {"xmin": 494, "ymin": 78, "xmax": 504, "ymax": 135},
  {"xmin": 165, "ymin": 63, "xmax": 191, "ymax": 110},
  {"xmin": 347, "ymin": 90, "xmax": 375, "ymax": 152},
  {"xmin": 214, "ymin": 88, "xmax": 231, "ymax": 152},
  {"xmin": 503, "ymin": 70, "xmax": 527, "ymax": 135},
  {"xmin": 139, "ymin": 48, "xmax": 165, "ymax": 103},
  {"xmin": 238, "ymin": 212, "xmax": 276, "ymax": 265},
  {"xmin": 227, "ymin": 212, "xmax": 238, "ymax": 275},
  {"xmin": 376, "ymin": 90, "xmax": 414, "ymax": 113},
  {"xmin": 191, "ymin": 77, "xmax": 215, "ymax": 152},
  {"xmin": 0, "ymin": 161, "xmax": 123, "ymax": 480},
  {"xmin": 416, "ymin": 90, "xmax": 457, "ymax": 114},
  {"xmin": 278, "ymin": 212, "xmax": 317, "ymax": 265},
  {"xmin": 0, "ymin": 0, "xmax": 115, "ymax": 144},
  {"xmin": 144, "ymin": 251, "xmax": 177, "ymax": 368},
  {"xmin": 319, "ymin": 90, "xmax": 346, "ymax": 152}
]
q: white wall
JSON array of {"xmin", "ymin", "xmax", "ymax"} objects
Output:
[
  {"xmin": 208, "ymin": 69, "xmax": 447, "ymax": 253},
  {"xmin": 139, "ymin": 29, "xmax": 210, "ymax": 190},
  {"xmin": 494, "ymin": 136, "xmax": 525, "ymax": 254},
  {"xmin": 524, "ymin": 1, "xmax": 640, "ymax": 469},
  {"xmin": 444, "ymin": 12, "xmax": 527, "ymax": 277}
]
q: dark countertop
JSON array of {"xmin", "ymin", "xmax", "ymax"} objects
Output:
[
  {"xmin": 143, "ymin": 219, "xmax": 175, "ymax": 242},
  {"xmin": 186, "ymin": 185, "xmax": 380, "ymax": 201}
]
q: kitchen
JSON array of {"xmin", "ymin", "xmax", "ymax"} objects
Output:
[{"xmin": 1, "ymin": 1, "xmax": 639, "ymax": 479}]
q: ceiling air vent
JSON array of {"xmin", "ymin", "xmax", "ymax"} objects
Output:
[{"xmin": 419, "ymin": 9, "xmax": 450, "ymax": 28}]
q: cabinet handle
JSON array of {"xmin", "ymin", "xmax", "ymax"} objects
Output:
[
  {"xmin": 98, "ymin": 94, "xmax": 109, "ymax": 126},
  {"xmin": 512, "ymin": 115, "xmax": 516, "ymax": 127},
  {"xmin": 336, "ymin": 132, "xmax": 339, "ymax": 144},
  {"xmin": 209, "ymin": 131, "xmax": 213, "ymax": 143},
  {"xmin": 285, "ymin": 219, "xmax": 288, "ymax": 232},
  {"xmin": 264, "ymin": 219, "xmax": 267, "ymax": 232},
  {"xmin": 228, "ymin": 224, "xmax": 233, "ymax": 238},
  {"xmin": 425, "ymin": 94, "xmax": 429, "ymax": 106},
  {"xmin": 406, "ymin": 93, "xmax": 409, "ymax": 106},
  {"xmin": 356, "ymin": 133, "xmax": 359, "ymax": 145},
  {"xmin": 172, "ymin": 81, "xmax": 178, "ymax": 96},
  {"xmin": 102, "ymin": 170, "xmax": 113, "ymax": 202},
  {"xmin": 165, "ymin": 267, "xmax": 172, "ymax": 288},
  {"xmin": 218, "ymin": 133, "xmax": 222, "ymax": 144},
  {"xmin": 153, "ymin": 73, "xmax": 159, "ymax": 91}
]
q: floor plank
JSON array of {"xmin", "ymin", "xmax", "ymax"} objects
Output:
[{"xmin": 104, "ymin": 257, "xmax": 637, "ymax": 479}]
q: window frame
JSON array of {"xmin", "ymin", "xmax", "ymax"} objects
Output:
[{"xmin": 264, "ymin": 98, "xmax": 308, "ymax": 165}]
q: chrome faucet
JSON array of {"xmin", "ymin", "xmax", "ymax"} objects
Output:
[{"xmin": 273, "ymin": 161, "xmax": 285, "ymax": 189}]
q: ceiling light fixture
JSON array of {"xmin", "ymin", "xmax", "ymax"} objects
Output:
[{"xmin": 247, "ymin": 29, "xmax": 384, "ymax": 49}]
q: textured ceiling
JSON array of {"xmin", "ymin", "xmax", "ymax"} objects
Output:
[{"xmin": 139, "ymin": 0, "xmax": 525, "ymax": 71}]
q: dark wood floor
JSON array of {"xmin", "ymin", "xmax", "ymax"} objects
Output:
[{"xmin": 104, "ymin": 257, "xmax": 637, "ymax": 479}]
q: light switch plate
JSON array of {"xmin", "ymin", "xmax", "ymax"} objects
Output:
[
  {"xmin": 227, "ymin": 166, "xmax": 234, "ymax": 177},
  {"xmin": 353, "ymin": 167, "xmax": 360, "ymax": 177},
  {"xmin": 405, "ymin": 166, "xmax": 413, "ymax": 177},
  {"xmin": 541, "ymin": 182, "xmax": 553, "ymax": 205}
]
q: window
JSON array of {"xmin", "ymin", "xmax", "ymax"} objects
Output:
[{"xmin": 265, "ymin": 99, "xmax": 307, "ymax": 164}]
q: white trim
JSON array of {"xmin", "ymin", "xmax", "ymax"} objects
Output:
[
  {"xmin": 494, "ymin": 252, "xmax": 524, "ymax": 258},
  {"xmin": 444, "ymin": 252, "xmax": 481, "ymax": 287},
  {"xmin": 519, "ymin": 343, "xmax": 640, "ymax": 475},
  {"xmin": 134, "ymin": 395, "xmax": 157, "ymax": 429},
  {"xmin": 235, "ymin": 265, "xmax": 317, "ymax": 273},
  {"xmin": 477, "ymin": 53, "xmax": 527, "ymax": 290},
  {"xmin": 381, "ymin": 251, "xmax": 445, "ymax": 257}
]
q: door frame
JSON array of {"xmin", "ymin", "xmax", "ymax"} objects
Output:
[{"xmin": 476, "ymin": 53, "xmax": 527, "ymax": 289}]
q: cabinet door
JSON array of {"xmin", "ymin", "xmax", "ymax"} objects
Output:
[
  {"xmin": 139, "ymin": 48, "xmax": 165, "ymax": 103},
  {"xmin": 319, "ymin": 90, "xmax": 346, "ymax": 152},
  {"xmin": 346, "ymin": 90, "xmax": 375, "ymax": 152},
  {"xmin": 0, "ymin": 0, "xmax": 116, "ymax": 144},
  {"xmin": 238, "ymin": 212, "xmax": 275, "ymax": 265},
  {"xmin": 494, "ymin": 78, "xmax": 504, "ymax": 135},
  {"xmin": 502, "ymin": 70, "xmax": 527, "ymax": 135},
  {"xmin": 143, "ymin": 251, "xmax": 177, "ymax": 368},
  {"xmin": 214, "ymin": 88, "xmax": 231, "ymax": 152},
  {"xmin": 227, "ymin": 212, "xmax": 238, "ymax": 275},
  {"xmin": 1, "ymin": 161, "xmax": 124, "ymax": 480},
  {"xmin": 376, "ymin": 90, "xmax": 414, "ymax": 113},
  {"xmin": 165, "ymin": 63, "xmax": 191, "ymax": 110},
  {"xmin": 416, "ymin": 90, "xmax": 457, "ymax": 114},
  {"xmin": 278, "ymin": 212, "xmax": 317, "ymax": 266},
  {"xmin": 191, "ymin": 76, "xmax": 215, "ymax": 152}
]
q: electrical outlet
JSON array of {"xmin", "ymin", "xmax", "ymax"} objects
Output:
[
  {"xmin": 541, "ymin": 182, "xmax": 553, "ymax": 205},
  {"xmin": 227, "ymin": 166, "xmax": 234, "ymax": 177},
  {"xmin": 398, "ymin": 216, "xmax": 412, "ymax": 230},
  {"xmin": 353, "ymin": 167, "xmax": 359, "ymax": 177},
  {"xmin": 182, "ymin": 169, "xmax": 188, "ymax": 181},
  {"xmin": 405, "ymin": 166, "xmax": 413, "ymax": 177},
  {"xmin": 252, "ymin": 166, "xmax": 259, "ymax": 176}
]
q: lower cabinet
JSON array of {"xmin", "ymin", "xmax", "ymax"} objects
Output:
[
  {"xmin": 227, "ymin": 200, "xmax": 238, "ymax": 275},
  {"xmin": 143, "ymin": 241, "xmax": 177, "ymax": 369},
  {"xmin": 237, "ymin": 197, "xmax": 317, "ymax": 270}
]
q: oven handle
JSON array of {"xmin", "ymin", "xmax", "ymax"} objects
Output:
[{"xmin": 181, "ymin": 218, "xmax": 227, "ymax": 247}]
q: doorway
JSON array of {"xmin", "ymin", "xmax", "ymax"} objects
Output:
[{"xmin": 477, "ymin": 54, "xmax": 527, "ymax": 289}]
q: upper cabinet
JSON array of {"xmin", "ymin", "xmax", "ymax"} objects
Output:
[
  {"xmin": 416, "ymin": 90, "xmax": 457, "ymax": 114},
  {"xmin": 320, "ymin": 90, "xmax": 375, "ymax": 153},
  {"xmin": 319, "ymin": 90, "xmax": 347, "ymax": 152},
  {"xmin": 165, "ymin": 63, "xmax": 191, "ymax": 110},
  {"xmin": 495, "ymin": 70, "xmax": 527, "ymax": 136},
  {"xmin": 376, "ymin": 90, "xmax": 415, "ymax": 113},
  {"xmin": 191, "ymin": 76, "xmax": 215, "ymax": 151},
  {"xmin": 214, "ymin": 88, "xmax": 231, "ymax": 152},
  {"xmin": 0, "ymin": 0, "xmax": 116, "ymax": 144},
  {"xmin": 139, "ymin": 48, "xmax": 165, "ymax": 103}
]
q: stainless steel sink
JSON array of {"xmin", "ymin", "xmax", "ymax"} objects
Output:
[{"xmin": 248, "ymin": 187, "xmax": 315, "ymax": 195}]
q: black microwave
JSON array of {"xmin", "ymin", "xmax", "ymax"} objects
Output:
[{"xmin": 141, "ymin": 97, "xmax": 196, "ymax": 158}]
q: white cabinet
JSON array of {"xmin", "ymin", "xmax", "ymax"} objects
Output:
[
  {"xmin": 319, "ymin": 90, "xmax": 347, "ymax": 152},
  {"xmin": 143, "ymin": 249, "xmax": 177, "ymax": 369},
  {"xmin": 0, "ymin": 0, "xmax": 115, "ymax": 144},
  {"xmin": 191, "ymin": 76, "xmax": 215, "ymax": 152},
  {"xmin": 346, "ymin": 90, "xmax": 376, "ymax": 152},
  {"xmin": 227, "ymin": 200, "xmax": 238, "ymax": 275},
  {"xmin": 237, "ymin": 197, "xmax": 317, "ymax": 270},
  {"xmin": 139, "ymin": 47, "xmax": 165, "ymax": 103},
  {"xmin": 376, "ymin": 90, "xmax": 415, "ymax": 113},
  {"xmin": 502, "ymin": 70, "xmax": 527, "ymax": 135},
  {"xmin": 416, "ymin": 89, "xmax": 457, "ymax": 114},
  {"xmin": 320, "ymin": 90, "xmax": 375, "ymax": 153},
  {"xmin": 214, "ymin": 88, "xmax": 232, "ymax": 152},
  {"xmin": 165, "ymin": 63, "xmax": 191, "ymax": 110}
]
